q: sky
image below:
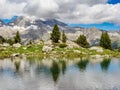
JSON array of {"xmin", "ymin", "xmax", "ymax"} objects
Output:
[{"xmin": 0, "ymin": 0, "xmax": 120, "ymax": 30}]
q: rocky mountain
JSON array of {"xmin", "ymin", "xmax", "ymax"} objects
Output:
[{"xmin": 0, "ymin": 16, "xmax": 120, "ymax": 48}]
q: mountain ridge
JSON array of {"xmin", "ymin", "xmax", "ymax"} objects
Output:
[{"xmin": 0, "ymin": 16, "xmax": 120, "ymax": 48}]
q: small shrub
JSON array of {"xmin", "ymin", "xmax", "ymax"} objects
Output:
[{"xmin": 59, "ymin": 43, "xmax": 67, "ymax": 48}]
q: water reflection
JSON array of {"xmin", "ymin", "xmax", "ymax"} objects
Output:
[
  {"xmin": 0, "ymin": 58, "xmax": 120, "ymax": 90},
  {"xmin": 50, "ymin": 61, "xmax": 60, "ymax": 83},
  {"xmin": 60, "ymin": 60, "xmax": 67, "ymax": 75},
  {"xmin": 100, "ymin": 58, "xmax": 111, "ymax": 71},
  {"xmin": 14, "ymin": 61, "xmax": 20, "ymax": 72},
  {"xmin": 77, "ymin": 59, "xmax": 89, "ymax": 71}
]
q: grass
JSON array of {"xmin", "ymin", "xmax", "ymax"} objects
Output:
[{"xmin": 0, "ymin": 44, "xmax": 120, "ymax": 59}]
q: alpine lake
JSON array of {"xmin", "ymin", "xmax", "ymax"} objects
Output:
[{"xmin": 0, "ymin": 57, "xmax": 120, "ymax": 90}]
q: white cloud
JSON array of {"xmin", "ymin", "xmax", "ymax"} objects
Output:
[
  {"xmin": 0, "ymin": 0, "xmax": 26, "ymax": 18},
  {"xmin": 60, "ymin": 4, "xmax": 120, "ymax": 24},
  {"xmin": 0, "ymin": 0, "xmax": 120, "ymax": 24}
]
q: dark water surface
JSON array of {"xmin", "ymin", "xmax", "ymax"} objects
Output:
[{"xmin": 0, "ymin": 58, "xmax": 120, "ymax": 90}]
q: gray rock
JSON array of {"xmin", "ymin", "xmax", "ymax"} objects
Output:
[
  {"xmin": 66, "ymin": 40, "xmax": 80, "ymax": 49},
  {"xmin": 42, "ymin": 46, "xmax": 53, "ymax": 53},
  {"xmin": 2, "ymin": 43, "xmax": 10, "ymax": 47},
  {"xmin": 11, "ymin": 53, "xmax": 20, "ymax": 57},
  {"xmin": 73, "ymin": 50, "xmax": 81, "ymax": 53},
  {"xmin": 89, "ymin": 46, "xmax": 103, "ymax": 52},
  {"xmin": 13, "ymin": 43, "xmax": 22, "ymax": 48}
]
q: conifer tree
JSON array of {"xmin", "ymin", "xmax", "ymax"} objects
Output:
[
  {"xmin": 14, "ymin": 31, "xmax": 21, "ymax": 43},
  {"xmin": 100, "ymin": 32, "xmax": 112, "ymax": 50},
  {"xmin": 62, "ymin": 31, "xmax": 67, "ymax": 43},
  {"xmin": 76, "ymin": 34, "xmax": 89, "ymax": 48},
  {"xmin": 50, "ymin": 24, "xmax": 61, "ymax": 43}
]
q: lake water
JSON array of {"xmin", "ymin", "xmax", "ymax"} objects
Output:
[{"xmin": 0, "ymin": 57, "xmax": 120, "ymax": 90}]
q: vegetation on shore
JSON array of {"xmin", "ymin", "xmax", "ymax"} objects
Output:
[
  {"xmin": 0, "ymin": 24, "xmax": 120, "ymax": 59},
  {"xmin": 0, "ymin": 43, "xmax": 120, "ymax": 59}
]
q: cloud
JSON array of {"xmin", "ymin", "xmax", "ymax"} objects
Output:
[
  {"xmin": 0, "ymin": 0, "xmax": 120, "ymax": 24},
  {"xmin": 60, "ymin": 4, "xmax": 120, "ymax": 24},
  {"xmin": 0, "ymin": 0, "xmax": 26, "ymax": 18}
]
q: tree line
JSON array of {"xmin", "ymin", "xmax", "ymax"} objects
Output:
[
  {"xmin": 0, "ymin": 31, "xmax": 21, "ymax": 45},
  {"xmin": 50, "ymin": 24, "xmax": 112, "ymax": 50},
  {"xmin": 0, "ymin": 24, "xmax": 112, "ymax": 50}
]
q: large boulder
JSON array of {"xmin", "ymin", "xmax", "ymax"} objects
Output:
[
  {"xmin": 2, "ymin": 43, "xmax": 10, "ymax": 47},
  {"xmin": 44, "ymin": 40, "xmax": 53, "ymax": 47},
  {"xmin": 89, "ymin": 46, "xmax": 103, "ymax": 52},
  {"xmin": 34, "ymin": 40, "xmax": 43, "ymax": 45},
  {"xmin": 66, "ymin": 40, "xmax": 80, "ymax": 49},
  {"xmin": 73, "ymin": 50, "xmax": 81, "ymax": 53},
  {"xmin": 42, "ymin": 46, "xmax": 53, "ymax": 53},
  {"xmin": 13, "ymin": 43, "xmax": 22, "ymax": 48},
  {"xmin": 11, "ymin": 53, "xmax": 21, "ymax": 57}
]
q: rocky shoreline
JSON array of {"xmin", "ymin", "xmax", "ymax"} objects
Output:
[{"xmin": 0, "ymin": 40, "xmax": 119, "ymax": 59}]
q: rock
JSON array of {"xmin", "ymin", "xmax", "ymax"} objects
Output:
[
  {"xmin": 89, "ymin": 46, "xmax": 103, "ymax": 52},
  {"xmin": 34, "ymin": 40, "xmax": 43, "ymax": 45},
  {"xmin": 66, "ymin": 40, "xmax": 80, "ymax": 49},
  {"xmin": 11, "ymin": 53, "xmax": 21, "ymax": 57},
  {"xmin": 42, "ymin": 46, "xmax": 53, "ymax": 53},
  {"xmin": 27, "ymin": 45, "xmax": 32, "ymax": 48},
  {"xmin": 0, "ymin": 47, "xmax": 6, "ymax": 51},
  {"xmin": 44, "ymin": 40, "xmax": 52, "ymax": 45},
  {"xmin": 13, "ymin": 43, "xmax": 22, "ymax": 48},
  {"xmin": 2, "ymin": 43, "xmax": 10, "ymax": 47},
  {"xmin": 73, "ymin": 50, "xmax": 81, "ymax": 53}
]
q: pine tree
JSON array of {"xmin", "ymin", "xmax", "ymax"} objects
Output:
[
  {"xmin": 0, "ymin": 36, "xmax": 5, "ymax": 44},
  {"xmin": 76, "ymin": 34, "xmax": 89, "ymax": 48},
  {"xmin": 100, "ymin": 31, "xmax": 112, "ymax": 50},
  {"xmin": 62, "ymin": 31, "xmax": 67, "ymax": 43},
  {"xmin": 50, "ymin": 24, "xmax": 61, "ymax": 43},
  {"xmin": 14, "ymin": 31, "xmax": 21, "ymax": 43}
]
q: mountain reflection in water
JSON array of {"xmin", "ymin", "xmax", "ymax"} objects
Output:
[{"xmin": 0, "ymin": 58, "xmax": 120, "ymax": 90}]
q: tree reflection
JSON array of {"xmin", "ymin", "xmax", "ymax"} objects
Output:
[
  {"xmin": 50, "ymin": 61, "xmax": 60, "ymax": 83},
  {"xmin": 61, "ymin": 60, "xmax": 66, "ymax": 75},
  {"xmin": 77, "ymin": 59, "xmax": 89, "ymax": 71},
  {"xmin": 100, "ymin": 58, "xmax": 111, "ymax": 71},
  {"xmin": 14, "ymin": 61, "xmax": 20, "ymax": 72}
]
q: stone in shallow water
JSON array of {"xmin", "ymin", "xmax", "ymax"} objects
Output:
[{"xmin": 11, "ymin": 53, "xmax": 21, "ymax": 57}]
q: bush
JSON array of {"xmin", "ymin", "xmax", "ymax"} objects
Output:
[{"xmin": 59, "ymin": 43, "xmax": 67, "ymax": 48}]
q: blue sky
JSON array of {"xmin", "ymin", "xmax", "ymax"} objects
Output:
[
  {"xmin": 0, "ymin": 16, "xmax": 18, "ymax": 24},
  {"xmin": 69, "ymin": 22, "xmax": 120, "ymax": 31},
  {"xmin": 108, "ymin": 0, "xmax": 120, "ymax": 4},
  {"xmin": 68, "ymin": 0, "xmax": 120, "ymax": 31}
]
